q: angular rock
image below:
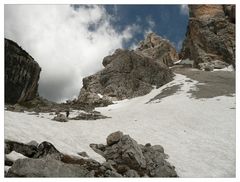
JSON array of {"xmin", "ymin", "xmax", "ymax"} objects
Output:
[
  {"xmin": 78, "ymin": 49, "xmax": 173, "ymax": 107},
  {"xmin": 124, "ymin": 169, "xmax": 140, "ymax": 177},
  {"xmin": 34, "ymin": 141, "xmax": 63, "ymax": 160},
  {"xmin": 104, "ymin": 170, "xmax": 122, "ymax": 177},
  {"xmin": 141, "ymin": 144, "xmax": 177, "ymax": 177},
  {"xmin": 6, "ymin": 157, "xmax": 90, "ymax": 177},
  {"xmin": 26, "ymin": 140, "xmax": 39, "ymax": 148},
  {"xmin": 136, "ymin": 32, "xmax": 179, "ymax": 66},
  {"xmin": 180, "ymin": 5, "xmax": 235, "ymax": 68},
  {"xmin": 106, "ymin": 131, "xmax": 123, "ymax": 146},
  {"xmin": 52, "ymin": 114, "xmax": 68, "ymax": 122},
  {"xmin": 5, "ymin": 38, "xmax": 41, "ymax": 104},
  {"xmin": 5, "ymin": 156, "xmax": 14, "ymax": 166},
  {"xmin": 5, "ymin": 140, "xmax": 38, "ymax": 157},
  {"xmin": 77, "ymin": 151, "xmax": 89, "ymax": 158}
]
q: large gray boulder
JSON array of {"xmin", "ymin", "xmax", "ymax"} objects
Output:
[
  {"xmin": 6, "ymin": 157, "xmax": 92, "ymax": 177},
  {"xmin": 180, "ymin": 5, "xmax": 235, "ymax": 68},
  {"xmin": 78, "ymin": 49, "xmax": 173, "ymax": 107},
  {"xmin": 5, "ymin": 38, "xmax": 41, "ymax": 104}
]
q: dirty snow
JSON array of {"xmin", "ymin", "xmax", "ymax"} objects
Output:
[
  {"xmin": 4, "ymin": 74, "xmax": 235, "ymax": 177},
  {"xmin": 213, "ymin": 65, "xmax": 234, "ymax": 72}
]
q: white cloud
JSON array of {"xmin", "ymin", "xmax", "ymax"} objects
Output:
[
  {"xmin": 180, "ymin": 5, "xmax": 189, "ymax": 15},
  {"xmin": 4, "ymin": 5, "xmax": 136, "ymax": 102}
]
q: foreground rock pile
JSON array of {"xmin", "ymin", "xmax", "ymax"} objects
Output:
[
  {"xmin": 180, "ymin": 5, "xmax": 235, "ymax": 69},
  {"xmin": 5, "ymin": 131, "xmax": 177, "ymax": 177}
]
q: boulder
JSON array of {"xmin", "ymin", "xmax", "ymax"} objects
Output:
[
  {"xmin": 136, "ymin": 32, "xmax": 179, "ymax": 66},
  {"xmin": 52, "ymin": 114, "xmax": 68, "ymax": 122},
  {"xmin": 34, "ymin": 141, "xmax": 63, "ymax": 160},
  {"xmin": 180, "ymin": 5, "xmax": 235, "ymax": 68},
  {"xmin": 106, "ymin": 131, "xmax": 123, "ymax": 146},
  {"xmin": 26, "ymin": 140, "xmax": 39, "ymax": 148},
  {"xmin": 5, "ymin": 38, "xmax": 41, "ymax": 104},
  {"xmin": 78, "ymin": 49, "xmax": 173, "ymax": 107},
  {"xmin": 124, "ymin": 169, "xmax": 140, "ymax": 177},
  {"xmin": 104, "ymin": 170, "xmax": 122, "ymax": 177},
  {"xmin": 5, "ymin": 140, "xmax": 38, "ymax": 157},
  {"xmin": 6, "ymin": 157, "xmax": 91, "ymax": 177}
]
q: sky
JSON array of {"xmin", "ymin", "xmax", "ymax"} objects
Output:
[{"xmin": 4, "ymin": 5, "xmax": 189, "ymax": 102}]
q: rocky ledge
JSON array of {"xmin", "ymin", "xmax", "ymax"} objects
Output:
[{"xmin": 5, "ymin": 131, "xmax": 177, "ymax": 177}]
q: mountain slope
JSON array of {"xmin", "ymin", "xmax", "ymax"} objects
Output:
[{"xmin": 5, "ymin": 70, "xmax": 235, "ymax": 177}]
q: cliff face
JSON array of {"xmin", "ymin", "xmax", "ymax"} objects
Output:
[
  {"xmin": 78, "ymin": 48, "xmax": 174, "ymax": 107},
  {"xmin": 5, "ymin": 38, "xmax": 41, "ymax": 104},
  {"xmin": 180, "ymin": 5, "xmax": 235, "ymax": 68}
]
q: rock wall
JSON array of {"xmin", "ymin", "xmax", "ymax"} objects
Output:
[
  {"xmin": 5, "ymin": 38, "xmax": 41, "ymax": 104},
  {"xmin": 180, "ymin": 5, "xmax": 235, "ymax": 68}
]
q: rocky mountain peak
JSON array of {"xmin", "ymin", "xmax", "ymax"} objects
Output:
[{"xmin": 136, "ymin": 32, "xmax": 179, "ymax": 66}]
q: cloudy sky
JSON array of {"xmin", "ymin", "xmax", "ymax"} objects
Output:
[{"xmin": 5, "ymin": 5, "xmax": 189, "ymax": 102}]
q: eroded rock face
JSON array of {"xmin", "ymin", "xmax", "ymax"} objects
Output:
[
  {"xmin": 136, "ymin": 33, "xmax": 179, "ymax": 66},
  {"xmin": 5, "ymin": 38, "xmax": 41, "ymax": 104},
  {"xmin": 78, "ymin": 49, "xmax": 173, "ymax": 107},
  {"xmin": 180, "ymin": 5, "xmax": 235, "ymax": 68}
]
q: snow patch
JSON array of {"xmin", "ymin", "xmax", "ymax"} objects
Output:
[
  {"xmin": 213, "ymin": 65, "xmax": 234, "ymax": 72},
  {"xmin": 6, "ymin": 151, "xmax": 27, "ymax": 162}
]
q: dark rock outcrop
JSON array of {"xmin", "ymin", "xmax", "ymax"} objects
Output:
[
  {"xmin": 5, "ymin": 140, "xmax": 38, "ymax": 158},
  {"xmin": 180, "ymin": 5, "xmax": 235, "ymax": 68},
  {"xmin": 135, "ymin": 32, "xmax": 179, "ymax": 66},
  {"xmin": 71, "ymin": 111, "xmax": 110, "ymax": 120},
  {"xmin": 5, "ymin": 38, "xmax": 41, "ymax": 104},
  {"xmin": 34, "ymin": 141, "xmax": 63, "ymax": 160},
  {"xmin": 78, "ymin": 48, "xmax": 173, "ymax": 107}
]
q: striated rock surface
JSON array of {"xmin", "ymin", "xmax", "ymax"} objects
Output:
[
  {"xmin": 78, "ymin": 48, "xmax": 173, "ymax": 107},
  {"xmin": 5, "ymin": 38, "xmax": 41, "ymax": 104},
  {"xmin": 180, "ymin": 5, "xmax": 235, "ymax": 68},
  {"xmin": 135, "ymin": 32, "xmax": 179, "ymax": 66}
]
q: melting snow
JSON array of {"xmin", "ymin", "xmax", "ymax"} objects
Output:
[{"xmin": 4, "ymin": 74, "xmax": 235, "ymax": 177}]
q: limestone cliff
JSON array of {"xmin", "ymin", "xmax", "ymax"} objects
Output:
[
  {"xmin": 5, "ymin": 38, "xmax": 41, "ymax": 104},
  {"xmin": 180, "ymin": 5, "xmax": 235, "ymax": 68}
]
